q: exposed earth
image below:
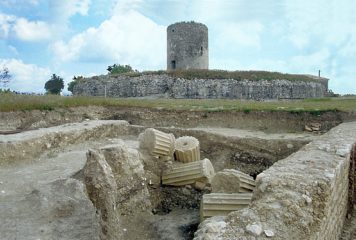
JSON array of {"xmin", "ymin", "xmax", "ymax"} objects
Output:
[{"xmin": 0, "ymin": 106, "xmax": 355, "ymax": 240}]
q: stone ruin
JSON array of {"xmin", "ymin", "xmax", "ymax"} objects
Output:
[
  {"xmin": 138, "ymin": 128, "xmax": 257, "ymax": 224},
  {"xmin": 1, "ymin": 119, "xmax": 355, "ymax": 240}
]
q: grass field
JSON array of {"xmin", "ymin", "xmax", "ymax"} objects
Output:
[{"xmin": 1, "ymin": 93, "xmax": 355, "ymax": 113}]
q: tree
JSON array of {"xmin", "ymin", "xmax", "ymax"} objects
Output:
[
  {"xmin": 107, "ymin": 64, "xmax": 134, "ymax": 74},
  {"xmin": 0, "ymin": 66, "xmax": 11, "ymax": 89},
  {"xmin": 68, "ymin": 75, "xmax": 84, "ymax": 94},
  {"xmin": 44, "ymin": 74, "xmax": 64, "ymax": 95}
]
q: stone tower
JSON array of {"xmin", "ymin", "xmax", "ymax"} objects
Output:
[{"xmin": 167, "ymin": 21, "xmax": 209, "ymax": 70}]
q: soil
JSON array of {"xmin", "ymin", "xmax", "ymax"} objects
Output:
[
  {"xmin": 1, "ymin": 106, "xmax": 354, "ymax": 133},
  {"xmin": 1, "ymin": 106, "xmax": 355, "ymax": 240}
]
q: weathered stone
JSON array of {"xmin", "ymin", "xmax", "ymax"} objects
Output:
[
  {"xmin": 167, "ymin": 22, "xmax": 208, "ymax": 70},
  {"xmin": 83, "ymin": 149, "xmax": 121, "ymax": 240},
  {"xmin": 220, "ymin": 122, "xmax": 356, "ymax": 240},
  {"xmin": 0, "ymin": 120, "xmax": 130, "ymax": 166},
  {"xmin": 264, "ymin": 229, "xmax": 275, "ymax": 237},
  {"xmin": 200, "ymin": 193, "xmax": 253, "ymax": 220},
  {"xmin": 305, "ymin": 125, "xmax": 313, "ymax": 132},
  {"xmin": 73, "ymin": 74, "xmax": 328, "ymax": 100},
  {"xmin": 99, "ymin": 141, "xmax": 151, "ymax": 213},
  {"xmin": 1, "ymin": 178, "xmax": 100, "ymax": 240},
  {"xmin": 211, "ymin": 169, "xmax": 255, "ymax": 193},
  {"xmin": 246, "ymin": 223, "xmax": 263, "ymax": 236},
  {"xmin": 175, "ymin": 136, "xmax": 200, "ymax": 163},
  {"xmin": 139, "ymin": 128, "xmax": 175, "ymax": 157},
  {"xmin": 162, "ymin": 158, "xmax": 215, "ymax": 187},
  {"xmin": 194, "ymin": 216, "xmax": 227, "ymax": 240}
]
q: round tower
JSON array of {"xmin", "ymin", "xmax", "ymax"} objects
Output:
[{"xmin": 167, "ymin": 21, "xmax": 209, "ymax": 70}]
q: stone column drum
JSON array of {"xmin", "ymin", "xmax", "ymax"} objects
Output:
[
  {"xmin": 162, "ymin": 158, "xmax": 215, "ymax": 186},
  {"xmin": 235, "ymin": 170, "xmax": 256, "ymax": 192},
  {"xmin": 200, "ymin": 193, "xmax": 253, "ymax": 221},
  {"xmin": 211, "ymin": 169, "xmax": 255, "ymax": 193},
  {"xmin": 139, "ymin": 128, "xmax": 175, "ymax": 157},
  {"xmin": 174, "ymin": 136, "xmax": 200, "ymax": 163}
]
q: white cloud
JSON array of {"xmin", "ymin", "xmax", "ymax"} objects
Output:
[
  {"xmin": 0, "ymin": 14, "xmax": 16, "ymax": 38},
  {"xmin": 0, "ymin": 13, "xmax": 51, "ymax": 41},
  {"xmin": 51, "ymin": 7, "xmax": 166, "ymax": 70},
  {"xmin": 0, "ymin": 59, "xmax": 51, "ymax": 93},
  {"xmin": 285, "ymin": 0, "xmax": 356, "ymax": 49},
  {"xmin": 13, "ymin": 18, "xmax": 51, "ymax": 41},
  {"xmin": 50, "ymin": 0, "xmax": 91, "ymax": 22},
  {"xmin": 112, "ymin": 0, "xmax": 143, "ymax": 13},
  {"xmin": 289, "ymin": 49, "xmax": 330, "ymax": 73},
  {"xmin": 217, "ymin": 21, "xmax": 264, "ymax": 49},
  {"xmin": 0, "ymin": 1, "xmax": 91, "ymax": 42}
]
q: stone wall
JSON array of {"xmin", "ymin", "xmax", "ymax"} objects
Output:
[
  {"xmin": 73, "ymin": 74, "xmax": 328, "ymax": 99},
  {"xmin": 194, "ymin": 121, "xmax": 356, "ymax": 240},
  {"xmin": 0, "ymin": 120, "xmax": 130, "ymax": 165}
]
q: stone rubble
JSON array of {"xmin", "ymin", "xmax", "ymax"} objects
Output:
[{"xmin": 305, "ymin": 122, "xmax": 322, "ymax": 132}]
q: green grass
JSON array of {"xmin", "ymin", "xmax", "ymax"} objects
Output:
[
  {"xmin": 109, "ymin": 69, "xmax": 327, "ymax": 83},
  {"xmin": 1, "ymin": 93, "xmax": 355, "ymax": 113}
]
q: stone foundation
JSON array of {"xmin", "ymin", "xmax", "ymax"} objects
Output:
[{"xmin": 194, "ymin": 121, "xmax": 356, "ymax": 240}]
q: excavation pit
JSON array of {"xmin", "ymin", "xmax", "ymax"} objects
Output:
[{"xmin": 2, "ymin": 119, "xmax": 352, "ymax": 240}]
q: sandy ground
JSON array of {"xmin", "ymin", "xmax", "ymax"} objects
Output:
[{"xmin": 190, "ymin": 127, "xmax": 317, "ymax": 141}]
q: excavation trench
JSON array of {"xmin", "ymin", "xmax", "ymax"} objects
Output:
[{"xmin": 0, "ymin": 120, "xmax": 313, "ymax": 240}]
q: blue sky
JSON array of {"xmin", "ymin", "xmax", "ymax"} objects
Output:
[{"xmin": 0, "ymin": 0, "xmax": 355, "ymax": 94}]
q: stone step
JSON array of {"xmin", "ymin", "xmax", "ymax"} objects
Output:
[
  {"xmin": 174, "ymin": 136, "xmax": 200, "ymax": 163},
  {"xmin": 162, "ymin": 158, "xmax": 215, "ymax": 187},
  {"xmin": 200, "ymin": 193, "xmax": 253, "ymax": 220},
  {"xmin": 139, "ymin": 128, "xmax": 175, "ymax": 157}
]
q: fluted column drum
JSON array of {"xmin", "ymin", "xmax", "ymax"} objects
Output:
[{"xmin": 174, "ymin": 136, "xmax": 200, "ymax": 163}]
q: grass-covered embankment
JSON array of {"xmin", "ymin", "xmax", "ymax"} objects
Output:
[
  {"xmin": 0, "ymin": 93, "xmax": 355, "ymax": 113},
  {"xmin": 111, "ymin": 69, "xmax": 327, "ymax": 83}
]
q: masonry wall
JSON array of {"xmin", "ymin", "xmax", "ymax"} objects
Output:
[
  {"xmin": 73, "ymin": 74, "xmax": 328, "ymax": 99},
  {"xmin": 167, "ymin": 22, "xmax": 208, "ymax": 70},
  {"xmin": 194, "ymin": 121, "xmax": 356, "ymax": 240}
]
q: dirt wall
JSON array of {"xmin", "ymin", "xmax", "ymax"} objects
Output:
[{"xmin": 1, "ymin": 106, "xmax": 353, "ymax": 134}]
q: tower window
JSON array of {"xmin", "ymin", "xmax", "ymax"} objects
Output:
[
  {"xmin": 200, "ymin": 46, "xmax": 203, "ymax": 56},
  {"xmin": 171, "ymin": 60, "xmax": 176, "ymax": 69}
]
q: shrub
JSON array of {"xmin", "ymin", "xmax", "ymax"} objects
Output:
[
  {"xmin": 68, "ymin": 76, "xmax": 84, "ymax": 94},
  {"xmin": 107, "ymin": 64, "xmax": 134, "ymax": 74},
  {"xmin": 45, "ymin": 74, "xmax": 64, "ymax": 95}
]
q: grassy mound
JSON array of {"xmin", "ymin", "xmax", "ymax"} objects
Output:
[{"xmin": 110, "ymin": 69, "xmax": 327, "ymax": 83}]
